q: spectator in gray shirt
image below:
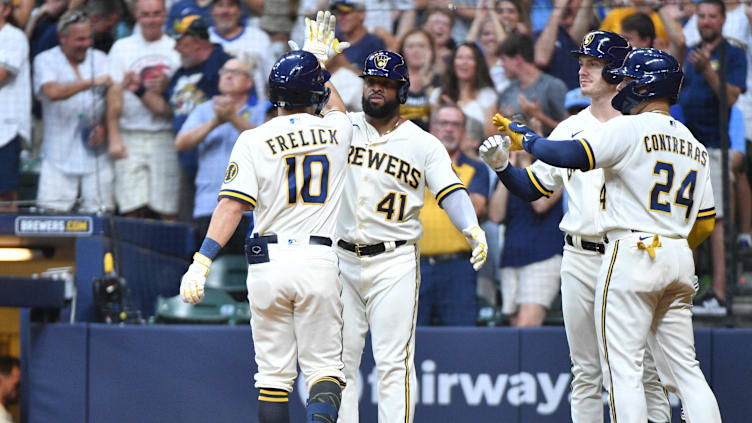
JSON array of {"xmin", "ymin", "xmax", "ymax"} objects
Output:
[{"xmin": 497, "ymin": 33, "xmax": 567, "ymax": 135}]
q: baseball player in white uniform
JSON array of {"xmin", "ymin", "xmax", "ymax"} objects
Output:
[
  {"xmin": 179, "ymin": 13, "xmax": 356, "ymax": 423},
  {"xmin": 482, "ymin": 31, "xmax": 671, "ymax": 422},
  {"xmin": 485, "ymin": 48, "xmax": 721, "ymax": 423},
  {"xmin": 333, "ymin": 50, "xmax": 488, "ymax": 423}
]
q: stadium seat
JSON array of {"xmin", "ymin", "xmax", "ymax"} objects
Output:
[
  {"xmin": 151, "ymin": 288, "xmax": 239, "ymax": 325},
  {"xmin": 543, "ymin": 292, "xmax": 564, "ymax": 326},
  {"xmin": 204, "ymin": 254, "xmax": 248, "ymax": 301},
  {"xmin": 233, "ymin": 301, "xmax": 251, "ymax": 325},
  {"xmin": 18, "ymin": 156, "xmax": 40, "ymax": 203}
]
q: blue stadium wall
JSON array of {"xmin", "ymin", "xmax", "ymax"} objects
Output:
[
  {"xmin": 7, "ymin": 216, "xmax": 751, "ymax": 422},
  {"xmin": 24, "ymin": 323, "xmax": 752, "ymax": 422}
]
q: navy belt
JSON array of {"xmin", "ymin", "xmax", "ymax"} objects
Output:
[
  {"xmin": 337, "ymin": 240, "xmax": 407, "ymax": 257},
  {"xmin": 565, "ymin": 234, "xmax": 605, "ymax": 254},
  {"xmin": 421, "ymin": 252, "xmax": 471, "ymax": 265},
  {"xmin": 256, "ymin": 234, "xmax": 332, "ymax": 247}
]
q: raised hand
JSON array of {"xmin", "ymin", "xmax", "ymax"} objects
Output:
[
  {"xmin": 479, "ymin": 134, "xmax": 512, "ymax": 171},
  {"xmin": 492, "ymin": 113, "xmax": 525, "ymax": 151}
]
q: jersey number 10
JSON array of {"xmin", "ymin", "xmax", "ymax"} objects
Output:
[
  {"xmin": 285, "ymin": 154, "xmax": 330, "ymax": 204},
  {"xmin": 649, "ymin": 161, "xmax": 697, "ymax": 219}
]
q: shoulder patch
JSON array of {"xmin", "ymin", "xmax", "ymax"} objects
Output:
[{"xmin": 224, "ymin": 161, "xmax": 239, "ymax": 183}]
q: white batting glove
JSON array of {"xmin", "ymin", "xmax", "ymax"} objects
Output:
[
  {"xmin": 462, "ymin": 225, "xmax": 488, "ymax": 271},
  {"xmin": 479, "ymin": 134, "xmax": 512, "ymax": 171},
  {"xmin": 180, "ymin": 253, "xmax": 212, "ymax": 304},
  {"xmin": 290, "ymin": 11, "xmax": 350, "ymax": 67}
]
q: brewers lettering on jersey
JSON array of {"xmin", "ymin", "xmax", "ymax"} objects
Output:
[
  {"xmin": 179, "ymin": 39, "xmax": 352, "ymax": 422},
  {"xmin": 334, "ymin": 50, "xmax": 488, "ymax": 423},
  {"xmin": 490, "ymin": 48, "xmax": 721, "ymax": 423}
]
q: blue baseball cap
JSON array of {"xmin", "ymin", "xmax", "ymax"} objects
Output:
[{"xmin": 564, "ymin": 88, "xmax": 590, "ymax": 110}]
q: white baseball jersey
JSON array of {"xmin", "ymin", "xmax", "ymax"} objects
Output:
[
  {"xmin": 219, "ymin": 111, "xmax": 353, "ymax": 236},
  {"xmin": 583, "ymin": 112, "xmax": 715, "ymax": 237},
  {"xmin": 336, "ymin": 112, "xmax": 463, "ymax": 423},
  {"xmin": 589, "ymin": 111, "xmax": 721, "ymax": 423},
  {"xmin": 335, "ymin": 112, "xmax": 464, "ymax": 244},
  {"xmin": 528, "ymin": 107, "xmax": 605, "ymax": 237},
  {"xmin": 534, "ymin": 107, "xmax": 672, "ymax": 423}
]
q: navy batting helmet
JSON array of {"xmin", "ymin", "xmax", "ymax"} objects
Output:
[
  {"xmin": 570, "ymin": 30, "xmax": 632, "ymax": 84},
  {"xmin": 269, "ymin": 50, "xmax": 331, "ymax": 114},
  {"xmin": 360, "ymin": 50, "xmax": 410, "ymax": 104},
  {"xmin": 609, "ymin": 48, "xmax": 683, "ymax": 114}
]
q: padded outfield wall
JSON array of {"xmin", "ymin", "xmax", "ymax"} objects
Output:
[{"xmin": 24, "ymin": 323, "xmax": 751, "ymax": 422}]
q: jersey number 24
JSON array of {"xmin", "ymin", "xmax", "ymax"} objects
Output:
[{"xmin": 649, "ymin": 160, "xmax": 697, "ymax": 219}]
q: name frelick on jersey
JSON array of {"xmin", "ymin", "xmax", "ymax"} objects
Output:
[
  {"xmin": 643, "ymin": 132, "xmax": 708, "ymax": 166},
  {"xmin": 263, "ymin": 128, "xmax": 340, "ymax": 155},
  {"xmin": 347, "ymin": 146, "xmax": 421, "ymax": 189}
]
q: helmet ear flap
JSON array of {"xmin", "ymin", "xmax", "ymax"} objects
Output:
[
  {"xmin": 314, "ymin": 87, "xmax": 332, "ymax": 115},
  {"xmin": 398, "ymin": 81, "xmax": 410, "ymax": 104}
]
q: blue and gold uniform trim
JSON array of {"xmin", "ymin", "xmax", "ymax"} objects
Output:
[
  {"xmin": 697, "ymin": 207, "xmax": 716, "ymax": 220},
  {"xmin": 402, "ymin": 247, "xmax": 420, "ymax": 423},
  {"xmin": 525, "ymin": 167, "xmax": 554, "ymax": 197},
  {"xmin": 577, "ymin": 138, "xmax": 595, "ymax": 171},
  {"xmin": 218, "ymin": 189, "xmax": 257, "ymax": 208},
  {"xmin": 435, "ymin": 183, "xmax": 466, "ymax": 206},
  {"xmin": 601, "ymin": 240, "xmax": 619, "ymax": 422},
  {"xmin": 258, "ymin": 389, "xmax": 289, "ymax": 403},
  {"xmin": 312, "ymin": 376, "xmax": 343, "ymax": 387}
]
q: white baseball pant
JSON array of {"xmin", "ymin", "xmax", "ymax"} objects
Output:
[
  {"xmin": 561, "ymin": 237, "xmax": 670, "ymax": 422},
  {"xmin": 337, "ymin": 243, "xmax": 420, "ymax": 423},
  {"xmin": 596, "ymin": 233, "xmax": 721, "ymax": 423},
  {"xmin": 247, "ymin": 242, "xmax": 346, "ymax": 393}
]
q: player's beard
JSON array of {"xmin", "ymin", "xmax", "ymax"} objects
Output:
[{"xmin": 362, "ymin": 96, "xmax": 400, "ymax": 119}]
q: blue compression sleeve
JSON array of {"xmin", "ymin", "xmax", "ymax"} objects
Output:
[
  {"xmin": 496, "ymin": 164, "xmax": 545, "ymax": 202},
  {"xmin": 198, "ymin": 237, "xmax": 222, "ymax": 260},
  {"xmin": 524, "ymin": 137, "xmax": 593, "ymax": 171}
]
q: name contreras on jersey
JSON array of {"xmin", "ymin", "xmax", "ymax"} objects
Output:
[
  {"xmin": 264, "ymin": 129, "xmax": 339, "ymax": 155},
  {"xmin": 643, "ymin": 133, "xmax": 708, "ymax": 166},
  {"xmin": 347, "ymin": 146, "xmax": 422, "ymax": 189}
]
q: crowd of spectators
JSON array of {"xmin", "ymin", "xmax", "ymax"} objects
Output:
[{"xmin": 0, "ymin": 0, "xmax": 749, "ymax": 324}]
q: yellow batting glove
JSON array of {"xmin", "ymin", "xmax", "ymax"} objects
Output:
[
  {"xmin": 462, "ymin": 225, "xmax": 488, "ymax": 271},
  {"xmin": 492, "ymin": 113, "xmax": 525, "ymax": 152}
]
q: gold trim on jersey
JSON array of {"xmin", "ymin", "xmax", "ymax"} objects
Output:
[
  {"xmin": 219, "ymin": 189, "xmax": 257, "ymax": 208},
  {"xmin": 435, "ymin": 183, "xmax": 466, "ymax": 204},
  {"xmin": 601, "ymin": 240, "xmax": 619, "ymax": 423},
  {"xmin": 578, "ymin": 139, "xmax": 595, "ymax": 171},
  {"xmin": 525, "ymin": 167, "xmax": 554, "ymax": 197},
  {"xmin": 697, "ymin": 207, "xmax": 716, "ymax": 220}
]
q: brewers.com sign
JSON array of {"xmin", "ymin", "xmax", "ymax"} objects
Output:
[{"xmin": 14, "ymin": 216, "xmax": 93, "ymax": 236}]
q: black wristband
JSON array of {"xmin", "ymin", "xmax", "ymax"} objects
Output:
[{"xmin": 134, "ymin": 86, "xmax": 146, "ymax": 97}]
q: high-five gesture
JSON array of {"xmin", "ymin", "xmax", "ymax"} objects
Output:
[{"xmin": 289, "ymin": 11, "xmax": 351, "ymax": 68}]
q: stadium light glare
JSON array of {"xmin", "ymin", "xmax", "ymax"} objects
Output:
[{"xmin": 0, "ymin": 248, "xmax": 35, "ymax": 261}]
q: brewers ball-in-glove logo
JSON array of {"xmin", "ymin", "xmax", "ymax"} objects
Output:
[
  {"xmin": 374, "ymin": 52, "xmax": 391, "ymax": 69},
  {"xmin": 582, "ymin": 32, "xmax": 594, "ymax": 46},
  {"xmin": 224, "ymin": 162, "xmax": 238, "ymax": 183}
]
